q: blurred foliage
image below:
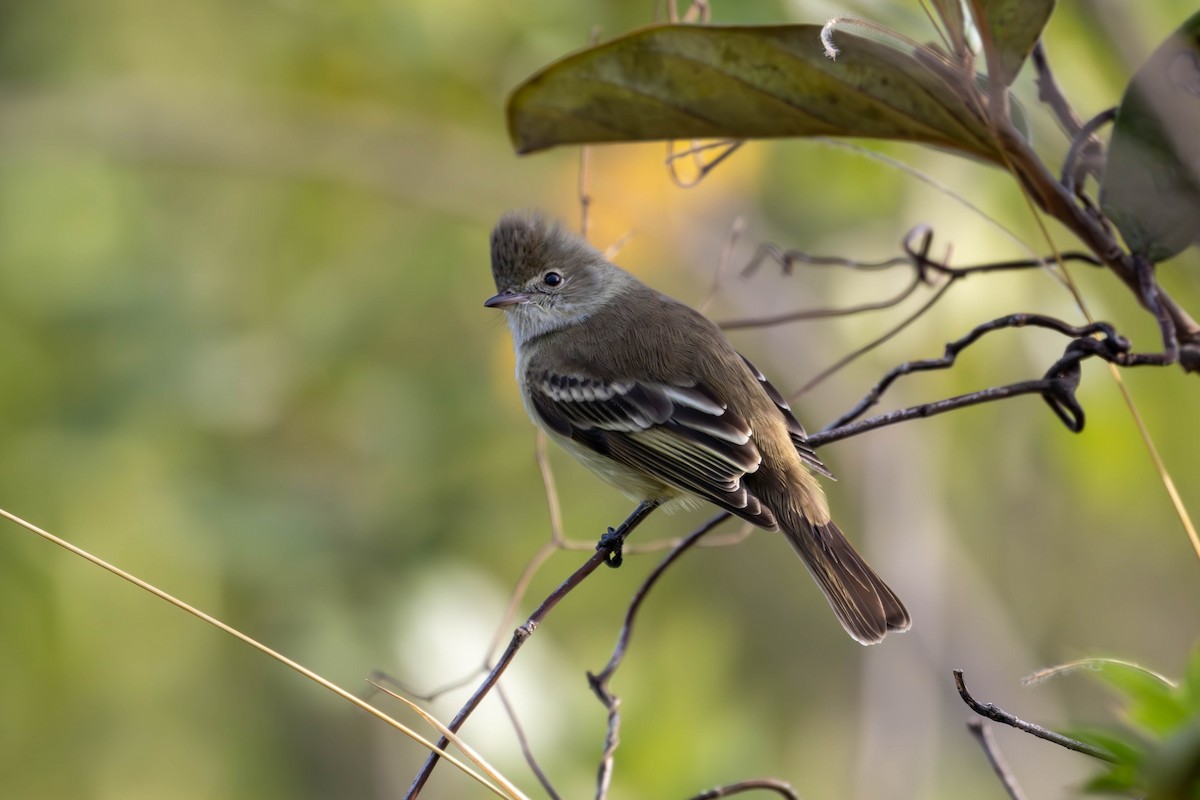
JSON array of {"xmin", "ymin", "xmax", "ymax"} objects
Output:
[
  {"xmin": 1042, "ymin": 652, "xmax": 1200, "ymax": 798},
  {"xmin": 1101, "ymin": 9, "xmax": 1200, "ymax": 261},
  {"xmin": 0, "ymin": 1, "xmax": 1199, "ymax": 799}
]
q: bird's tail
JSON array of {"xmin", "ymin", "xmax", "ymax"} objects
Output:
[{"xmin": 778, "ymin": 507, "xmax": 910, "ymax": 645}]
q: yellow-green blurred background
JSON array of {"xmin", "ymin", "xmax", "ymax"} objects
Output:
[{"xmin": 2, "ymin": 1, "xmax": 1198, "ymax": 798}]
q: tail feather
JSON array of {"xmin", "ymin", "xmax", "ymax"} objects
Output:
[{"xmin": 780, "ymin": 514, "xmax": 910, "ymax": 645}]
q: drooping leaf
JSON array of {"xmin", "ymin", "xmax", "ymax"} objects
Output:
[
  {"xmin": 1100, "ymin": 10, "xmax": 1200, "ymax": 262},
  {"xmin": 972, "ymin": 0, "xmax": 1056, "ymax": 85},
  {"xmin": 507, "ymin": 24, "xmax": 1003, "ymax": 163}
]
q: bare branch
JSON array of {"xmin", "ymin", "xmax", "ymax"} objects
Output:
[
  {"xmin": 405, "ymin": 500, "xmax": 660, "ymax": 798},
  {"xmin": 820, "ymin": 314, "xmax": 1128, "ymax": 434},
  {"xmin": 666, "ymin": 139, "xmax": 743, "ymax": 188},
  {"xmin": 967, "ymin": 720, "xmax": 1029, "ymax": 800},
  {"xmin": 588, "ymin": 514, "xmax": 729, "ymax": 798},
  {"xmin": 686, "ymin": 779, "xmax": 801, "ymax": 800},
  {"xmin": 1060, "ymin": 107, "xmax": 1116, "ymax": 199},
  {"xmin": 497, "ymin": 683, "xmax": 562, "ymax": 800},
  {"xmin": 952, "ymin": 670, "xmax": 1116, "ymax": 763}
]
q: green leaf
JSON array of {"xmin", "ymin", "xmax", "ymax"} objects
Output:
[
  {"xmin": 1183, "ymin": 645, "xmax": 1200, "ymax": 713},
  {"xmin": 1069, "ymin": 727, "xmax": 1147, "ymax": 766},
  {"xmin": 973, "ymin": 0, "xmax": 1056, "ymax": 85},
  {"xmin": 507, "ymin": 24, "xmax": 1003, "ymax": 163},
  {"xmin": 1143, "ymin": 721, "xmax": 1200, "ymax": 800},
  {"xmin": 1100, "ymin": 10, "xmax": 1200, "ymax": 262},
  {"xmin": 1090, "ymin": 659, "xmax": 1188, "ymax": 738},
  {"xmin": 1072, "ymin": 728, "xmax": 1145, "ymax": 795}
]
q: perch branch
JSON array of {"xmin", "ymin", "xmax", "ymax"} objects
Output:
[
  {"xmin": 686, "ymin": 779, "xmax": 800, "ymax": 799},
  {"xmin": 952, "ymin": 670, "xmax": 1116, "ymax": 763},
  {"xmin": 404, "ymin": 500, "xmax": 659, "ymax": 798},
  {"xmin": 589, "ymin": 514, "xmax": 729, "ymax": 798},
  {"xmin": 821, "ymin": 314, "xmax": 1130, "ymax": 433}
]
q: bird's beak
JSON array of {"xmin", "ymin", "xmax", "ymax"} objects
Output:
[{"xmin": 484, "ymin": 291, "xmax": 530, "ymax": 308}]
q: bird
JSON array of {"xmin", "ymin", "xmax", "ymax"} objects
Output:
[{"xmin": 484, "ymin": 211, "xmax": 909, "ymax": 645}]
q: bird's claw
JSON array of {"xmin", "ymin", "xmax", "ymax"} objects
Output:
[{"xmin": 596, "ymin": 527, "xmax": 624, "ymax": 568}]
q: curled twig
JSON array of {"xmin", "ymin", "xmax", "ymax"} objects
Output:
[
  {"xmin": 722, "ymin": 225, "xmax": 1100, "ymax": 337},
  {"xmin": 952, "ymin": 670, "xmax": 1116, "ymax": 763},
  {"xmin": 686, "ymin": 779, "xmax": 800, "ymax": 799},
  {"xmin": 819, "ymin": 314, "xmax": 1135, "ymax": 437},
  {"xmin": 1061, "ymin": 107, "xmax": 1116, "ymax": 199}
]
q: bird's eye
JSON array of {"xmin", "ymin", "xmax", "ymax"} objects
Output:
[{"xmin": 543, "ymin": 272, "xmax": 563, "ymax": 287}]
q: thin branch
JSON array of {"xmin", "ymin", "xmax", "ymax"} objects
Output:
[
  {"xmin": 952, "ymin": 670, "xmax": 1117, "ymax": 763},
  {"xmin": 698, "ymin": 216, "xmax": 747, "ymax": 314},
  {"xmin": 588, "ymin": 514, "xmax": 729, "ymax": 798},
  {"xmin": 821, "ymin": 315, "xmax": 1127, "ymax": 432},
  {"xmin": 666, "ymin": 139, "xmax": 743, "ymax": 188},
  {"xmin": 1031, "ymin": 42, "xmax": 1085, "ymax": 139},
  {"xmin": 405, "ymin": 500, "xmax": 660, "ymax": 798},
  {"xmin": 725, "ymin": 226, "xmax": 1100, "ymax": 351},
  {"xmin": 1061, "ymin": 107, "xmax": 1116, "ymax": 199},
  {"xmin": 987, "ymin": 103, "xmax": 1200, "ymax": 368},
  {"xmin": 792, "ymin": 278, "xmax": 954, "ymax": 399},
  {"xmin": 967, "ymin": 720, "xmax": 1029, "ymax": 800},
  {"xmin": 497, "ymin": 684, "xmax": 562, "ymax": 800},
  {"xmin": 719, "ymin": 271, "xmax": 924, "ymax": 329},
  {"xmin": 686, "ymin": 779, "xmax": 800, "ymax": 800}
]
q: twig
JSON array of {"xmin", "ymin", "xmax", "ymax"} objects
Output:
[
  {"xmin": 1031, "ymin": 42, "xmax": 1085, "ymax": 139},
  {"xmin": 405, "ymin": 500, "xmax": 660, "ymax": 798},
  {"xmin": 987, "ymin": 103, "xmax": 1200, "ymax": 368},
  {"xmin": 725, "ymin": 227, "xmax": 1102, "ymax": 395},
  {"xmin": 497, "ymin": 684, "xmax": 561, "ymax": 800},
  {"xmin": 666, "ymin": 139, "xmax": 743, "ymax": 188},
  {"xmin": 967, "ymin": 720, "xmax": 1029, "ymax": 800},
  {"xmin": 698, "ymin": 216, "xmax": 747, "ymax": 313},
  {"xmin": 821, "ymin": 315, "xmax": 1127, "ymax": 432},
  {"xmin": 588, "ymin": 514, "xmax": 729, "ymax": 798},
  {"xmin": 952, "ymin": 670, "xmax": 1116, "ymax": 763},
  {"xmin": 792, "ymin": 278, "xmax": 954, "ymax": 399},
  {"xmin": 686, "ymin": 779, "xmax": 800, "ymax": 799},
  {"xmin": 719, "ymin": 271, "xmax": 924, "ymax": 329},
  {"xmin": 1061, "ymin": 107, "xmax": 1116, "ymax": 199}
]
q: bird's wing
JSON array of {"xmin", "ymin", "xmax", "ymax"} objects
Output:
[
  {"xmin": 526, "ymin": 368, "xmax": 779, "ymax": 529},
  {"xmin": 738, "ymin": 355, "xmax": 834, "ymax": 479}
]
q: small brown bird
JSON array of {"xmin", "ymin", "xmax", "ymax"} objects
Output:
[{"xmin": 485, "ymin": 212, "xmax": 910, "ymax": 644}]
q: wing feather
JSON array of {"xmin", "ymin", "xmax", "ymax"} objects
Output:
[
  {"xmin": 526, "ymin": 368, "xmax": 777, "ymax": 529},
  {"xmin": 738, "ymin": 355, "xmax": 834, "ymax": 479}
]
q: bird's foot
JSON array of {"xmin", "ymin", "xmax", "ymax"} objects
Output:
[{"xmin": 596, "ymin": 527, "xmax": 624, "ymax": 569}]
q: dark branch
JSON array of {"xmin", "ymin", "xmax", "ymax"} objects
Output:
[
  {"xmin": 952, "ymin": 670, "xmax": 1117, "ymax": 763},
  {"xmin": 816, "ymin": 314, "xmax": 1136, "ymax": 438},
  {"xmin": 588, "ymin": 514, "xmax": 729, "ymax": 798},
  {"xmin": 404, "ymin": 501, "xmax": 659, "ymax": 799},
  {"xmin": 496, "ymin": 684, "xmax": 562, "ymax": 800},
  {"xmin": 1032, "ymin": 42, "xmax": 1085, "ymax": 140},
  {"xmin": 967, "ymin": 720, "xmax": 1029, "ymax": 800},
  {"xmin": 685, "ymin": 779, "xmax": 800, "ymax": 800},
  {"xmin": 1061, "ymin": 107, "xmax": 1116, "ymax": 199}
]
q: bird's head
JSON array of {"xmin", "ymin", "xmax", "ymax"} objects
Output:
[{"xmin": 485, "ymin": 212, "xmax": 626, "ymax": 344}]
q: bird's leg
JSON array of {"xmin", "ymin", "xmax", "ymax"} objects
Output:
[{"xmin": 596, "ymin": 499, "xmax": 660, "ymax": 568}]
